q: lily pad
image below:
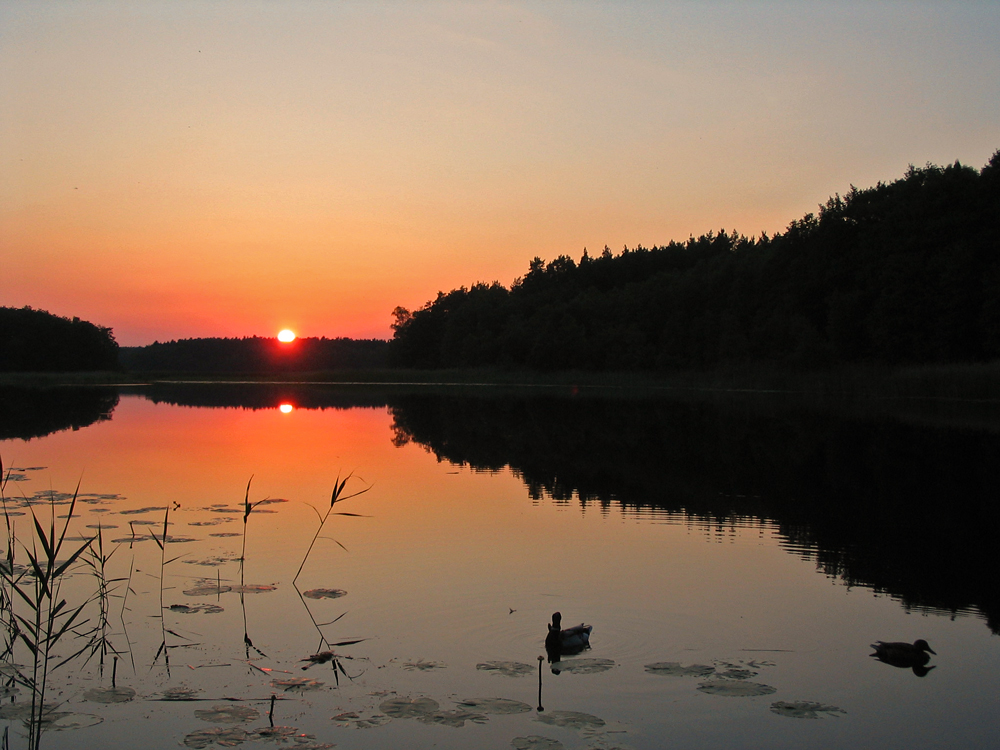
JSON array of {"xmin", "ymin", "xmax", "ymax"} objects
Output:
[
  {"xmin": 536, "ymin": 710, "xmax": 606, "ymax": 730},
  {"xmin": 112, "ymin": 536, "xmax": 153, "ymax": 544},
  {"xmin": 162, "ymin": 686, "xmax": 202, "ymax": 700},
  {"xmin": 188, "ymin": 520, "xmax": 225, "ymax": 527},
  {"xmin": 457, "ymin": 698, "xmax": 532, "ymax": 715},
  {"xmin": 302, "ymin": 588, "xmax": 347, "ymax": 599},
  {"xmin": 194, "ymin": 705, "xmax": 260, "ymax": 724},
  {"xmin": 697, "ymin": 680, "xmax": 777, "ymax": 697},
  {"xmin": 209, "ymin": 532, "xmax": 242, "ymax": 538},
  {"xmin": 231, "ymin": 584, "xmax": 276, "ymax": 594},
  {"xmin": 644, "ymin": 662, "xmax": 716, "ymax": 677},
  {"xmin": 184, "ymin": 582, "xmax": 233, "ymax": 597},
  {"xmin": 512, "ymin": 738, "xmax": 564, "ymax": 750},
  {"xmin": 119, "ymin": 506, "xmax": 168, "ymax": 515},
  {"xmin": 550, "ymin": 658, "xmax": 615, "ymax": 675},
  {"xmin": 184, "ymin": 555, "xmax": 239, "ymax": 567},
  {"xmin": 46, "ymin": 712, "xmax": 104, "ymax": 731},
  {"xmin": 82, "ymin": 686, "xmax": 136, "ymax": 703},
  {"xmin": 332, "ymin": 712, "xmax": 391, "ymax": 729},
  {"xmin": 417, "ymin": 709, "xmax": 489, "ymax": 728},
  {"xmin": 270, "ymin": 677, "xmax": 325, "ymax": 693},
  {"xmin": 379, "ymin": 696, "xmax": 440, "ymax": 719},
  {"xmin": 402, "ymin": 659, "xmax": 445, "ymax": 671},
  {"xmin": 250, "ymin": 726, "xmax": 300, "ymax": 740},
  {"xmin": 714, "ymin": 667, "xmax": 758, "ymax": 679},
  {"xmin": 476, "ymin": 661, "xmax": 535, "ymax": 677},
  {"xmin": 183, "ymin": 727, "xmax": 249, "ymax": 748},
  {"xmin": 770, "ymin": 701, "xmax": 846, "ymax": 719},
  {"xmin": 169, "ymin": 603, "xmax": 224, "ymax": 614}
]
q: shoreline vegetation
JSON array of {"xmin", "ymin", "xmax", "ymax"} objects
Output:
[{"xmin": 4, "ymin": 361, "xmax": 1000, "ymax": 404}]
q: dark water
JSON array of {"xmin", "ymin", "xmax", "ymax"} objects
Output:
[{"xmin": 1, "ymin": 383, "xmax": 998, "ymax": 749}]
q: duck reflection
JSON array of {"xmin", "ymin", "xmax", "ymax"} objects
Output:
[
  {"xmin": 871, "ymin": 639, "xmax": 937, "ymax": 677},
  {"xmin": 545, "ymin": 612, "xmax": 593, "ymax": 672}
]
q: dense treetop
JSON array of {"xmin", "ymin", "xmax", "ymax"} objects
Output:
[
  {"xmin": 390, "ymin": 151, "xmax": 1000, "ymax": 370},
  {"xmin": 119, "ymin": 336, "xmax": 389, "ymax": 374},
  {"xmin": 0, "ymin": 306, "xmax": 119, "ymax": 372}
]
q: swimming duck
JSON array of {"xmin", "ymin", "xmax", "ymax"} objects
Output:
[
  {"xmin": 870, "ymin": 639, "xmax": 936, "ymax": 667},
  {"xmin": 545, "ymin": 612, "xmax": 592, "ymax": 655}
]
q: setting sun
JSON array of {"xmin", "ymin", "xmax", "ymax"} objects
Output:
[
  {"xmin": 277, "ymin": 329, "xmax": 296, "ymax": 343},
  {"xmin": 279, "ymin": 403, "xmax": 294, "ymax": 413}
]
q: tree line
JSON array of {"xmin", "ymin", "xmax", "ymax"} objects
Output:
[
  {"xmin": 389, "ymin": 151, "xmax": 1000, "ymax": 370},
  {"xmin": 0, "ymin": 306, "xmax": 119, "ymax": 372},
  {"xmin": 119, "ymin": 336, "xmax": 390, "ymax": 374}
]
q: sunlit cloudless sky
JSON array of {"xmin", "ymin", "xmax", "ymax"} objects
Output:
[{"xmin": 2, "ymin": 1, "xmax": 998, "ymax": 345}]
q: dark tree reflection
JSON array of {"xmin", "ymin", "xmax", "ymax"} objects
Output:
[{"xmin": 389, "ymin": 393, "xmax": 1000, "ymax": 634}]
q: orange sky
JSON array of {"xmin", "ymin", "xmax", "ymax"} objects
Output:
[{"xmin": 2, "ymin": 2, "xmax": 998, "ymax": 346}]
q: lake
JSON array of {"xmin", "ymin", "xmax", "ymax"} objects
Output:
[{"xmin": 1, "ymin": 382, "xmax": 998, "ymax": 750}]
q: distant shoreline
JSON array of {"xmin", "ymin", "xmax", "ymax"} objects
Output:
[{"xmin": 3, "ymin": 361, "xmax": 1000, "ymax": 403}]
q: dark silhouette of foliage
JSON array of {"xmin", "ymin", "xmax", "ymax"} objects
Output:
[
  {"xmin": 0, "ymin": 386, "xmax": 119, "ymax": 440},
  {"xmin": 0, "ymin": 307, "xmax": 119, "ymax": 372},
  {"xmin": 119, "ymin": 336, "xmax": 389, "ymax": 374},
  {"xmin": 388, "ymin": 392, "xmax": 1000, "ymax": 634},
  {"xmin": 390, "ymin": 151, "xmax": 1000, "ymax": 370}
]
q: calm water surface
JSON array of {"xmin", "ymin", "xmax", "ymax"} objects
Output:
[{"xmin": 0, "ymin": 384, "xmax": 998, "ymax": 750}]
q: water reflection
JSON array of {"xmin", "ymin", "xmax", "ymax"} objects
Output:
[
  {"xmin": 0, "ymin": 386, "xmax": 118, "ymax": 440},
  {"xmin": 3, "ymin": 382, "xmax": 999, "ymax": 640}
]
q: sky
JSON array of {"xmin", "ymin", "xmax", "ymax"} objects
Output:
[{"xmin": 2, "ymin": 1, "xmax": 998, "ymax": 346}]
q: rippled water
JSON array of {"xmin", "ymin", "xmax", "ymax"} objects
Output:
[{"xmin": 0, "ymin": 384, "xmax": 998, "ymax": 750}]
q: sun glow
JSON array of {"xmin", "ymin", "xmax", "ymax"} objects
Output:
[
  {"xmin": 277, "ymin": 329, "xmax": 296, "ymax": 342},
  {"xmin": 279, "ymin": 404, "xmax": 294, "ymax": 414}
]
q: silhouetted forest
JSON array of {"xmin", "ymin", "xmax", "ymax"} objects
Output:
[
  {"xmin": 0, "ymin": 307, "xmax": 119, "ymax": 372},
  {"xmin": 390, "ymin": 152, "xmax": 1000, "ymax": 370},
  {"xmin": 0, "ymin": 386, "xmax": 118, "ymax": 440},
  {"xmin": 388, "ymin": 393, "xmax": 1000, "ymax": 634},
  {"xmin": 119, "ymin": 336, "xmax": 389, "ymax": 374}
]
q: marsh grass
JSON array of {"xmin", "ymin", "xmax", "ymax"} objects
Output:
[
  {"xmin": 293, "ymin": 473, "xmax": 370, "ymax": 584},
  {"xmin": 149, "ymin": 507, "xmax": 187, "ymax": 673},
  {"xmin": 0, "ymin": 463, "xmax": 95, "ymax": 750}
]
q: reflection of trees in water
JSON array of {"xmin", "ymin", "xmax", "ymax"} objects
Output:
[
  {"xmin": 0, "ymin": 387, "xmax": 118, "ymax": 441},
  {"xmin": 389, "ymin": 394, "xmax": 1000, "ymax": 634}
]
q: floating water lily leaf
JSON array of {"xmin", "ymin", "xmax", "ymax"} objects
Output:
[
  {"xmin": 250, "ymin": 726, "xmax": 300, "ymax": 740},
  {"xmin": 536, "ymin": 711, "xmax": 606, "ymax": 730},
  {"xmin": 184, "ymin": 554, "xmax": 239, "ymax": 567},
  {"xmin": 231, "ymin": 584, "xmax": 276, "ymax": 594},
  {"xmin": 194, "ymin": 705, "xmax": 260, "ymax": 724},
  {"xmin": 86, "ymin": 523, "xmax": 118, "ymax": 529},
  {"xmin": 512, "ymin": 737, "xmax": 564, "ymax": 750},
  {"xmin": 188, "ymin": 520, "xmax": 225, "ymax": 527},
  {"xmin": 770, "ymin": 701, "xmax": 846, "ymax": 719},
  {"xmin": 644, "ymin": 662, "xmax": 716, "ymax": 677},
  {"xmin": 46, "ymin": 712, "xmax": 104, "ymax": 731},
  {"xmin": 183, "ymin": 727, "xmax": 249, "ymax": 748},
  {"xmin": 302, "ymin": 588, "xmax": 347, "ymax": 599},
  {"xmin": 169, "ymin": 603, "xmax": 224, "ymax": 614},
  {"xmin": 332, "ymin": 711, "xmax": 390, "ymax": 729},
  {"xmin": 271, "ymin": 677, "xmax": 325, "ymax": 693},
  {"xmin": 714, "ymin": 667, "xmax": 758, "ymax": 679},
  {"xmin": 476, "ymin": 661, "xmax": 535, "ymax": 677},
  {"xmin": 112, "ymin": 536, "xmax": 153, "ymax": 544},
  {"xmin": 82, "ymin": 686, "xmax": 136, "ymax": 703},
  {"xmin": 379, "ymin": 697, "xmax": 440, "ymax": 718},
  {"xmin": 697, "ymin": 680, "xmax": 777, "ymax": 697},
  {"xmin": 550, "ymin": 658, "xmax": 615, "ymax": 675},
  {"xmin": 184, "ymin": 582, "xmax": 233, "ymax": 597},
  {"xmin": 119, "ymin": 506, "xmax": 168, "ymax": 515},
  {"xmin": 0, "ymin": 685, "xmax": 20, "ymax": 698},
  {"xmin": 417, "ymin": 709, "xmax": 488, "ymax": 728},
  {"xmin": 209, "ymin": 533, "xmax": 242, "ymax": 538},
  {"xmin": 162, "ymin": 686, "xmax": 202, "ymax": 700},
  {"xmin": 457, "ymin": 698, "xmax": 532, "ymax": 715},
  {"xmin": 402, "ymin": 659, "xmax": 444, "ymax": 671}
]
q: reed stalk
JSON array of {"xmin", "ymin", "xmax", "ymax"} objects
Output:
[{"xmin": 293, "ymin": 473, "xmax": 369, "ymax": 584}]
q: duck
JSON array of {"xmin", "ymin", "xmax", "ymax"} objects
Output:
[
  {"xmin": 870, "ymin": 639, "xmax": 936, "ymax": 668},
  {"xmin": 545, "ymin": 612, "xmax": 592, "ymax": 655}
]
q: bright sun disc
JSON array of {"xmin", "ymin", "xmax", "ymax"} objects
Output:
[
  {"xmin": 277, "ymin": 329, "xmax": 296, "ymax": 342},
  {"xmin": 279, "ymin": 404, "xmax": 294, "ymax": 414}
]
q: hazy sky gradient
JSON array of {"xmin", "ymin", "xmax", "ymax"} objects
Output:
[{"xmin": 2, "ymin": 1, "xmax": 998, "ymax": 345}]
